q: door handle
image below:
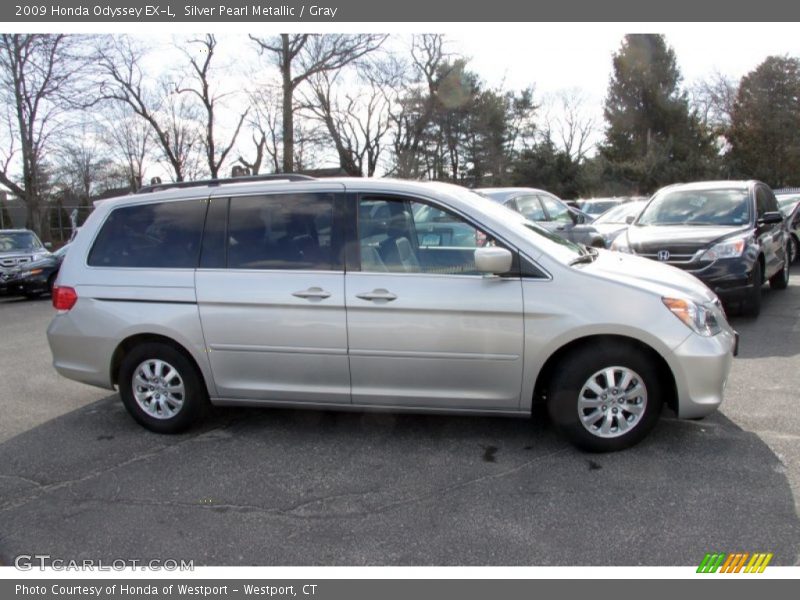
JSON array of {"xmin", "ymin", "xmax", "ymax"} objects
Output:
[
  {"xmin": 292, "ymin": 287, "xmax": 331, "ymax": 300},
  {"xmin": 356, "ymin": 289, "xmax": 398, "ymax": 302}
]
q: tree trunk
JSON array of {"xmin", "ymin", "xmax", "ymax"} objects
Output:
[{"xmin": 281, "ymin": 34, "xmax": 294, "ymax": 173}]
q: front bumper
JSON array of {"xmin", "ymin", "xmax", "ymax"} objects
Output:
[
  {"xmin": 668, "ymin": 327, "xmax": 738, "ymax": 419},
  {"xmin": 0, "ymin": 271, "xmax": 50, "ymax": 296},
  {"xmin": 672, "ymin": 258, "xmax": 756, "ymax": 304}
]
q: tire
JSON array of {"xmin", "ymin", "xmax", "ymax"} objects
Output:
[
  {"xmin": 47, "ymin": 274, "xmax": 57, "ymax": 295},
  {"xmin": 546, "ymin": 341, "xmax": 664, "ymax": 452},
  {"xmin": 118, "ymin": 342, "xmax": 209, "ymax": 434},
  {"xmin": 769, "ymin": 246, "xmax": 790, "ymax": 290},
  {"xmin": 741, "ymin": 261, "xmax": 762, "ymax": 317}
]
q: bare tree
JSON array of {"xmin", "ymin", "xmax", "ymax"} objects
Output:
[
  {"xmin": 177, "ymin": 35, "xmax": 248, "ymax": 179},
  {"xmin": 239, "ymin": 87, "xmax": 282, "ymax": 175},
  {"xmin": 0, "ymin": 34, "xmax": 89, "ymax": 237},
  {"xmin": 540, "ymin": 88, "xmax": 596, "ymax": 163},
  {"xmin": 387, "ymin": 34, "xmax": 454, "ymax": 178},
  {"xmin": 98, "ymin": 104, "xmax": 153, "ymax": 191},
  {"xmin": 690, "ymin": 70, "xmax": 738, "ymax": 134},
  {"xmin": 301, "ymin": 59, "xmax": 395, "ymax": 177},
  {"xmin": 94, "ymin": 35, "xmax": 200, "ymax": 181},
  {"xmin": 249, "ymin": 33, "xmax": 387, "ymax": 173}
]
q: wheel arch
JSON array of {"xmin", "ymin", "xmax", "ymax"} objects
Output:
[
  {"xmin": 532, "ymin": 334, "xmax": 678, "ymax": 415},
  {"xmin": 110, "ymin": 333, "xmax": 211, "ymax": 396}
]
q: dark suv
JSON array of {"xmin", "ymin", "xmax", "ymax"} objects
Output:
[{"xmin": 611, "ymin": 181, "xmax": 790, "ymax": 317}]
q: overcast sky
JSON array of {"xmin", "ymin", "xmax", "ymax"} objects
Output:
[{"xmin": 4, "ymin": 23, "xmax": 800, "ymax": 181}]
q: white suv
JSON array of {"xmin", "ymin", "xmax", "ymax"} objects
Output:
[{"xmin": 48, "ymin": 175, "xmax": 737, "ymax": 452}]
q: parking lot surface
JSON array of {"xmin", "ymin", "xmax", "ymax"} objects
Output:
[{"xmin": 1, "ymin": 273, "xmax": 799, "ymax": 565}]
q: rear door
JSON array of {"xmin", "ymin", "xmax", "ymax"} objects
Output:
[
  {"xmin": 195, "ymin": 186, "xmax": 350, "ymax": 404},
  {"xmin": 345, "ymin": 193, "xmax": 525, "ymax": 410}
]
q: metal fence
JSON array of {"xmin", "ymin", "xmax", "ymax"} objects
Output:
[{"xmin": 0, "ymin": 200, "xmax": 95, "ymax": 243}]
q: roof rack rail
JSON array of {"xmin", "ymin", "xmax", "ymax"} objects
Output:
[{"xmin": 136, "ymin": 173, "xmax": 316, "ymax": 194}]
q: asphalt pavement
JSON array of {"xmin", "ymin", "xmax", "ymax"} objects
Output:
[{"xmin": 0, "ymin": 271, "xmax": 798, "ymax": 566}]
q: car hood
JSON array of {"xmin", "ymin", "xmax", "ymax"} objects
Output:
[
  {"xmin": 578, "ymin": 250, "xmax": 717, "ymax": 304},
  {"xmin": 593, "ymin": 223, "xmax": 628, "ymax": 236},
  {"xmin": 624, "ymin": 224, "xmax": 749, "ymax": 252}
]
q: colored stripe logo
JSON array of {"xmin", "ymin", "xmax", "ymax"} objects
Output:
[{"xmin": 697, "ymin": 552, "xmax": 773, "ymax": 573}]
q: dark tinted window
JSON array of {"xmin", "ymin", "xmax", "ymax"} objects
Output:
[
  {"xmin": 88, "ymin": 200, "xmax": 206, "ymax": 268},
  {"xmin": 227, "ymin": 193, "xmax": 335, "ymax": 270}
]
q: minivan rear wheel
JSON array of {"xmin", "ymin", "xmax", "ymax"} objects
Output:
[
  {"xmin": 547, "ymin": 342, "xmax": 664, "ymax": 452},
  {"xmin": 119, "ymin": 343, "xmax": 208, "ymax": 433}
]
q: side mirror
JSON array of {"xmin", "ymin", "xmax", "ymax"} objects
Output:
[
  {"xmin": 625, "ymin": 215, "xmax": 636, "ymax": 224},
  {"xmin": 475, "ymin": 247, "xmax": 513, "ymax": 275},
  {"xmin": 758, "ymin": 211, "xmax": 784, "ymax": 225},
  {"xmin": 571, "ymin": 211, "xmax": 586, "ymax": 225},
  {"xmin": 44, "ymin": 242, "xmax": 53, "ymax": 249}
]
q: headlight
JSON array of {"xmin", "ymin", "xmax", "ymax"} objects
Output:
[
  {"xmin": 20, "ymin": 268, "xmax": 43, "ymax": 278},
  {"xmin": 700, "ymin": 235, "xmax": 748, "ymax": 261},
  {"xmin": 610, "ymin": 236, "xmax": 633, "ymax": 253},
  {"xmin": 662, "ymin": 297, "xmax": 722, "ymax": 337}
]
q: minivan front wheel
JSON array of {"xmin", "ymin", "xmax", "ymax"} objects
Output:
[
  {"xmin": 547, "ymin": 343, "xmax": 664, "ymax": 452},
  {"xmin": 119, "ymin": 343, "xmax": 208, "ymax": 433}
]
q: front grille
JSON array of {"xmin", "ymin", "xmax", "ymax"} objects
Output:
[{"xmin": 0, "ymin": 256, "xmax": 32, "ymax": 268}]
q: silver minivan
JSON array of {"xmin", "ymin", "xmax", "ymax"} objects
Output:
[{"xmin": 47, "ymin": 176, "xmax": 738, "ymax": 452}]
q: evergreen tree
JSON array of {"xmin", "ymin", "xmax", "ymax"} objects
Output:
[
  {"xmin": 600, "ymin": 34, "xmax": 718, "ymax": 193},
  {"xmin": 728, "ymin": 55, "xmax": 800, "ymax": 187}
]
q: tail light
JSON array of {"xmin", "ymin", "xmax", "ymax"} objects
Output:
[{"xmin": 52, "ymin": 286, "xmax": 78, "ymax": 311}]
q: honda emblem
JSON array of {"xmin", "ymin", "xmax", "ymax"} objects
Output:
[{"xmin": 657, "ymin": 250, "xmax": 670, "ymax": 261}]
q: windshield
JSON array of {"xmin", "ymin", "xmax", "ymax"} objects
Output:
[
  {"xmin": 594, "ymin": 202, "xmax": 646, "ymax": 224},
  {"xmin": 0, "ymin": 231, "xmax": 42, "ymax": 252},
  {"xmin": 637, "ymin": 189, "xmax": 750, "ymax": 226}
]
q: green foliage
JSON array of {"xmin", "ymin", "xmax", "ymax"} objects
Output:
[
  {"xmin": 391, "ymin": 59, "xmax": 536, "ymax": 186},
  {"xmin": 727, "ymin": 55, "xmax": 800, "ymax": 187},
  {"xmin": 510, "ymin": 140, "xmax": 583, "ymax": 199}
]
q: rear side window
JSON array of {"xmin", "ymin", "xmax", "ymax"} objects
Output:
[
  {"xmin": 227, "ymin": 193, "xmax": 335, "ymax": 270},
  {"xmin": 515, "ymin": 195, "xmax": 546, "ymax": 221},
  {"xmin": 88, "ymin": 200, "xmax": 206, "ymax": 268}
]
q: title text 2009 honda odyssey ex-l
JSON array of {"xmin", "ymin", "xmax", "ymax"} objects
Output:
[{"xmin": 47, "ymin": 176, "xmax": 738, "ymax": 452}]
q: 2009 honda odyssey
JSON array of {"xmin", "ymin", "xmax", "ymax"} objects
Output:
[{"xmin": 47, "ymin": 175, "xmax": 738, "ymax": 451}]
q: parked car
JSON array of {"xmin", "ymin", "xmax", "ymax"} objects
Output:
[
  {"xmin": 48, "ymin": 175, "xmax": 737, "ymax": 452},
  {"xmin": 591, "ymin": 201, "xmax": 648, "ymax": 248},
  {"xmin": 0, "ymin": 243, "xmax": 70, "ymax": 298},
  {"xmin": 476, "ymin": 187, "xmax": 605, "ymax": 248},
  {"xmin": 0, "ymin": 229, "xmax": 52, "ymax": 296},
  {"xmin": 783, "ymin": 202, "xmax": 800, "ymax": 264},
  {"xmin": 577, "ymin": 198, "xmax": 624, "ymax": 220},
  {"xmin": 612, "ymin": 180, "xmax": 789, "ymax": 317},
  {"xmin": 776, "ymin": 191, "xmax": 800, "ymax": 216}
]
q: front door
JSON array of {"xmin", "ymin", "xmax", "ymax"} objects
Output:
[{"xmin": 345, "ymin": 194, "xmax": 525, "ymax": 410}]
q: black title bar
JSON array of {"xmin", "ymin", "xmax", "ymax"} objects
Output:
[{"xmin": 4, "ymin": 0, "xmax": 800, "ymax": 22}]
